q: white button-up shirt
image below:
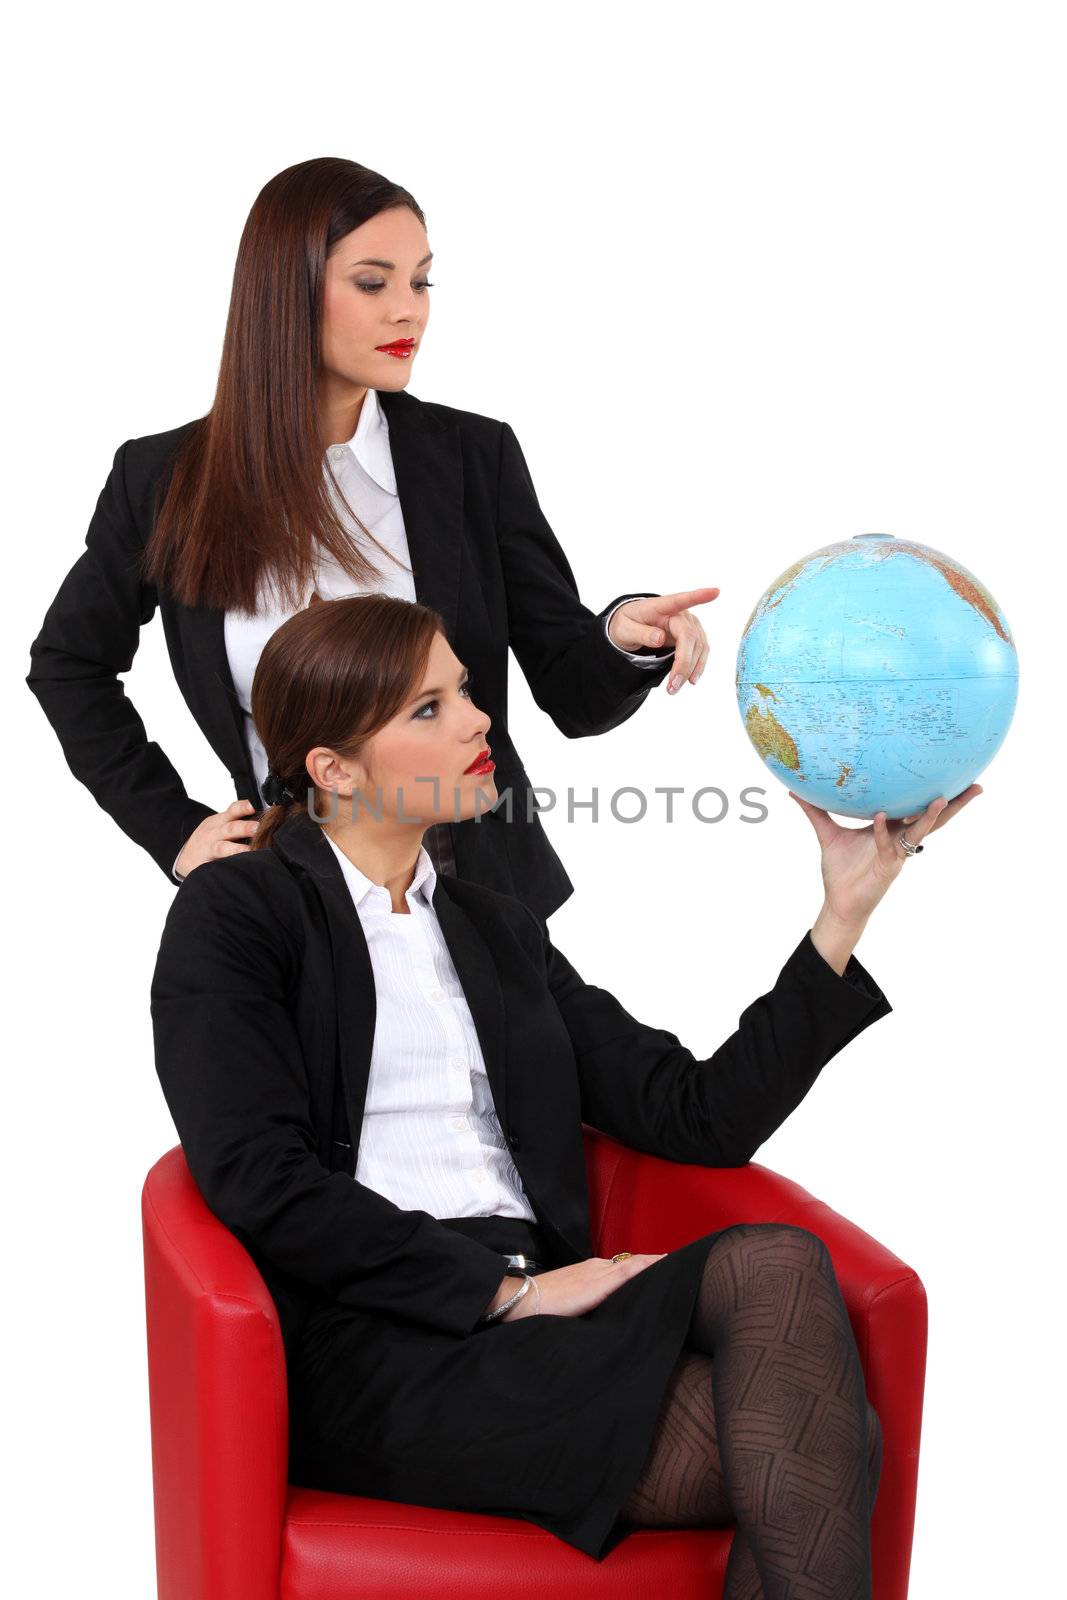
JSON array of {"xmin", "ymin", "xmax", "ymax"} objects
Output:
[
  {"xmin": 323, "ymin": 831, "xmax": 539, "ymax": 1223},
  {"xmin": 177, "ymin": 392, "xmax": 672, "ymax": 880}
]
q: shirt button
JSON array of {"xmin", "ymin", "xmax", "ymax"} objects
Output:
[
  {"xmin": 450, "ymin": 1116, "xmax": 467, "ymax": 1130},
  {"xmin": 428, "ymin": 988, "xmax": 444, "ymax": 1001},
  {"xmin": 449, "ymin": 1057, "xmax": 464, "ymax": 1070},
  {"xmin": 329, "ymin": 444, "xmax": 346, "ymax": 460}
]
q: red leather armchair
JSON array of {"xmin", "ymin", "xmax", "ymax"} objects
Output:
[{"xmin": 142, "ymin": 1132, "xmax": 926, "ymax": 1599}]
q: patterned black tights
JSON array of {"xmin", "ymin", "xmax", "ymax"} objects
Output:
[{"xmin": 619, "ymin": 1224, "xmax": 882, "ymax": 1598}]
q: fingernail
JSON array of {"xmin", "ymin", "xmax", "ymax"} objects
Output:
[{"xmin": 669, "ymin": 675, "xmax": 680, "ymax": 692}]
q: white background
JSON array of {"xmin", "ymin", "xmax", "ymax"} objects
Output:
[{"xmin": 7, "ymin": 2, "xmax": 1065, "ymax": 1593}]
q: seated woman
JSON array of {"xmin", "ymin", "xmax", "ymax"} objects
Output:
[{"xmin": 150, "ymin": 591, "xmax": 975, "ymax": 1589}]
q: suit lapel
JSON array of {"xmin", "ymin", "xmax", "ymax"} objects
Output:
[
  {"xmin": 430, "ymin": 880, "xmax": 510, "ymax": 1140},
  {"xmin": 378, "ymin": 388, "xmax": 464, "ymax": 645},
  {"xmin": 271, "ymin": 810, "xmax": 509, "ymax": 1156},
  {"xmin": 178, "ymin": 604, "xmax": 251, "ymax": 783}
]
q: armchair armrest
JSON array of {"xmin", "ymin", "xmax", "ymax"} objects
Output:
[
  {"xmin": 582, "ymin": 1126, "xmax": 927, "ymax": 1600},
  {"xmin": 142, "ymin": 1146, "xmax": 288, "ymax": 1600}
]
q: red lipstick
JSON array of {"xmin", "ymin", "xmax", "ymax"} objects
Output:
[
  {"xmin": 464, "ymin": 748, "xmax": 495, "ymax": 775},
  {"xmin": 376, "ymin": 338, "xmax": 416, "ymax": 359}
]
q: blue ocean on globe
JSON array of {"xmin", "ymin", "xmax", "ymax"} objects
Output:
[{"xmin": 735, "ymin": 532, "xmax": 1018, "ymax": 819}]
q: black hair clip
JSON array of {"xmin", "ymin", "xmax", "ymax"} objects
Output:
[{"xmin": 262, "ymin": 766, "xmax": 297, "ymax": 807}]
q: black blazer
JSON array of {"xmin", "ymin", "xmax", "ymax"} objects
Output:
[
  {"xmin": 27, "ymin": 389, "xmax": 676, "ymax": 921},
  {"xmin": 150, "ymin": 806, "xmax": 893, "ymax": 1365}
]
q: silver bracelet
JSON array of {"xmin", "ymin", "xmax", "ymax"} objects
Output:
[{"xmin": 480, "ymin": 1272, "xmax": 533, "ymax": 1323}]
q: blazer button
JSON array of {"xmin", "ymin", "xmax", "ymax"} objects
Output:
[{"xmin": 507, "ymin": 1132, "xmax": 520, "ymax": 1151}]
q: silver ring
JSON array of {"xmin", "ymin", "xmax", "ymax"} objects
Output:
[{"xmin": 897, "ymin": 831, "xmax": 924, "ymax": 856}]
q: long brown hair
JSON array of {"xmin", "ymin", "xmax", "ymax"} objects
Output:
[
  {"xmin": 141, "ymin": 157, "xmax": 426, "ymax": 613},
  {"xmin": 249, "ymin": 593, "xmax": 444, "ymax": 852}
]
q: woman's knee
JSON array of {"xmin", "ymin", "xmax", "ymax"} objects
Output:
[{"xmin": 713, "ymin": 1221, "xmax": 834, "ymax": 1274}]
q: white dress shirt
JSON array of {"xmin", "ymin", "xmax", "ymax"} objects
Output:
[
  {"xmin": 323, "ymin": 831, "xmax": 540, "ymax": 1223},
  {"xmin": 174, "ymin": 390, "xmax": 673, "ymax": 880}
]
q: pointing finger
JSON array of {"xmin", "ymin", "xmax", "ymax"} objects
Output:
[{"xmin": 653, "ymin": 587, "xmax": 720, "ymax": 611}]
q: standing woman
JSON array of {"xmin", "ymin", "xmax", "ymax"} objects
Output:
[{"xmin": 26, "ymin": 155, "xmax": 717, "ymax": 921}]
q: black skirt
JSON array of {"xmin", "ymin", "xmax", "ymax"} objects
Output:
[{"xmin": 287, "ymin": 1212, "xmax": 730, "ymax": 1561}]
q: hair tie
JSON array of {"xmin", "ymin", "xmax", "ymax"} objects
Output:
[{"xmin": 262, "ymin": 765, "xmax": 298, "ymax": 807}]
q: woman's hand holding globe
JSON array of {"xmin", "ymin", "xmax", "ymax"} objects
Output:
[{"xmin": 789, "ymin": 784, "xmax": 984, "ymax": 937}]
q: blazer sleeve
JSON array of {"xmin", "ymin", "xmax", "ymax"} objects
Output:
[
  {"xmin": 25, "ymin": 440, "xmax": 215, "ymax": 882},
  {"xmin": 150, "ymin": 861, "xmax": 512, "ymax": 1336},
  {"xmin": 522, "ymin": 906, "xmax": 893, "ymax": 1166},
  {"xmin": 495, "ymin": 420, "xmax": 676, "ymax": 737}
]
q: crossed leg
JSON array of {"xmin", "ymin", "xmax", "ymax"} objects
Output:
[{"xmin": 618, "ymin": 1224, "xmax": 883, "ymax": 1599}]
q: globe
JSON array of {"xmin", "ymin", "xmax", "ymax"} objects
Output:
[{"xmin": 735, "ymin": 532, "xmax": 1018, "ymax": 820}]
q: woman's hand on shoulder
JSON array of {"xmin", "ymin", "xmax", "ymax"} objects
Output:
[
  {"xmin": 503, "ymin": 1254, "xmax": 667, "ymax": 1320},
  {"xmin": 175, "ymin": 799, "xmax": 261, "ymax": 878},
  {"xmin": 789, "ymin": 783, "xmax": 984, "ymax": 927}
]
